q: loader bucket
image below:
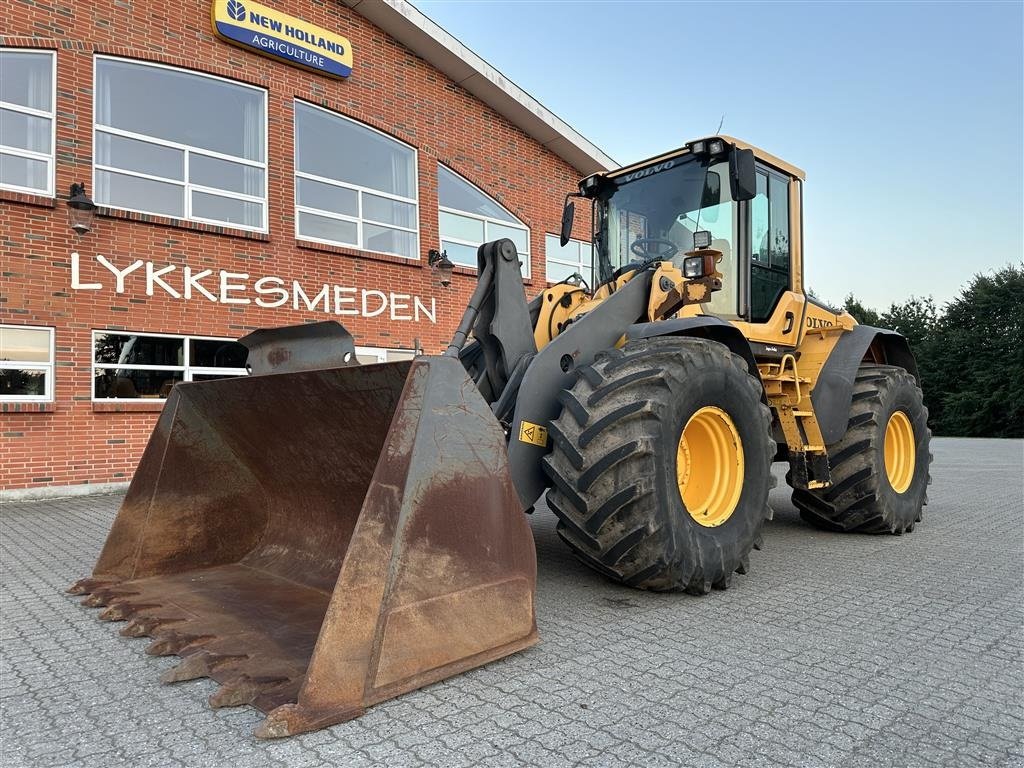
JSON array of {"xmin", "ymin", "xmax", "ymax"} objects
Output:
[{"xmin": 69, "ymin": 355, "xmax": 537, "ymax": 737}]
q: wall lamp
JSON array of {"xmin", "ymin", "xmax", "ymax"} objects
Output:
[
  {"xmin": 67, "ymin": 182, "xmax": 97, "ymax": 235},
  {"xmin": 428, "ymin": 248, "xmax": 454, "ymax": 288}
]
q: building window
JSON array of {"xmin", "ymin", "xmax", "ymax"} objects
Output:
[
  {"xmin": 437, "ymin": 164, "xmax": 530, "ymax": 277},
  {"xmin": 0, "ymin": 49, "xmax": 56, "ymax": 196},
  {"xmin": 92, "ymin": 331, "xmax": 248, "ymax": 400},
  {"xmin": 294, "ymin": 101, "xmax": 419, "ymax": 259},
  {"xmin": 0, "ymin": 325, "xmax": 55, "ymax": 401},
  {"xmin": 354, "ymin": 347, "xmax": 419, "ymax": 364},
  {"xmin": 545, "ymin": 234, "xmax": 593, "ymax": 284},
  {"xmin": 93, "ymin": 57, "xmax": 267, "ymax": 231}
]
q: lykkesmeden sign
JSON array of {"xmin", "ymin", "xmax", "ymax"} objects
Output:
[
  {"xmin": 70, "ymin": 253, "xmax": 436, "ymax": 323},
  {"xmin": 211, "ymin": 0, "xmax": 353, "ymax": 78}
]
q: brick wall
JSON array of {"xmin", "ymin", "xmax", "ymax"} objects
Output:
[{"xmin": 0, "ymin": 0, "xmax": 594, "ymax": 492}]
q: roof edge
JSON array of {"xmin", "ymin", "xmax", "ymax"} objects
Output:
[{"xmin": 342, "ymin": 0, "xmax": 617, "ymax": 175}]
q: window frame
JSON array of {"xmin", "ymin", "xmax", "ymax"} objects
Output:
[
  {"xmin": 0, "ymin": 48, "xmax": 57, "ymax": 197},
  {"xmin": 354, "ymin": 346, "xmax": 420, "ymax": 364},
  {"xmin": 437, "ymin": 164, "xmax": 531, "ymax": 278},
  {"xmin": 92, "ymin": 56, "xmax": 269, "ymax": 233},
  {"xmin": 545, "ymin": 234, "xmax": 593, "ymax": 284},
  {"xmin": 91, "ymin": 329, "xmax": 248, "ymax": 402},
  {"xmin": 0, "ymin": 324, "xmax": 55, "ymax": 402},
  {"xmin": 293, "ymin": 101, "xmax": 420, "ymax": 260}
]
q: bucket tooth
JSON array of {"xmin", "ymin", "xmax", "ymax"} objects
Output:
[
  {"xmin": 67, "ymin": 577, "xmax": 113, "ymax": 596},
  {"xmin": 98, "ymin": 600, "xmax": 144, "ymax": 621},
  {"xmin": 100, "ymin": 601, "xmax": 158, "ymax": 622},
  {"xmin": 97, "ymin": 604, "xmax": 125, "ymax": 622},
  {"xmin": 146, "ymin": 632, "xmax": 213, "ymax": 657},
  {"xmin": 120, "ymin": 619, "xmax": 150, "ymax": 638},
  {"xmin": 253, "ymin": 702, "xmax": 352, "ymax": 740},
  {"xmin": 81, "ymin": 589, "xmax": 116, "ymax": 608},
  {"xmin": 119, "ymin": 615, "xmax": 179, "ymax": 638},
  {"xmin": 161, "ymin": 652, "xmax": 245, "ymax": 684},
  {"xmin": 208, "ymin": 675, "xmax": 279, "ymax": 708}
]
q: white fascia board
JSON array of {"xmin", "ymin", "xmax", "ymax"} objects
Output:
[{"xmin": 342, "ymin": 0, "xmax": 617, "ymax": 174}]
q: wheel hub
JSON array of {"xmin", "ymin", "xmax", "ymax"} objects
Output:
[
  {"xmin": 884, "ymin": 410, "xmax": 916, "ymax": 493},
  {"xmin": 677, "ymin": 406, "xmax": 745, "ymax": 527}
]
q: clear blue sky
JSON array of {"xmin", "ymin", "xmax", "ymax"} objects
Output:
[{"xmin": 417, "ymin": 0, "xmax": 1023, "ymax": 310}]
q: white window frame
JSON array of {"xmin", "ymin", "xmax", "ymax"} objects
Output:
[
  {"xmin": 0, "ymin": 324, "xmax": 55, "ymax": 402},
  {"xmin": 437, "ymin": 164, "xmax": 530, "ymax": 278},
  {"xmin": 91, "ymin": 330, "xmax": 248, "ymax": 402},
  {"xmin": 545, "ymin": 234, "xmax": 593, "ymax": 284},
  {"xmin": 92, "ymin": 56, "xmax": 269, "ymax": 232},
  {"xmin": 0, "ymin": 48, "xmax": 57, "ymax": 197},
  {"xmin": 354, "ymin": 346, "xmax": 420, "ymax": 364},
  {"xmin": 294, "ymin": 101, "xmax": 420, "ymax": 260}
]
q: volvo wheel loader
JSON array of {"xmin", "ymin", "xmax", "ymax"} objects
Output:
[{"xmin": 70, "ymin": 136, "xmax": 931, "ymax": 737}]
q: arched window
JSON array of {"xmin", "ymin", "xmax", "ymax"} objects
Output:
[
  {"xmin": 93, "ymin": 57, "xmax": 267, "ymax": 231},
  {"xmin": 294, "ymin": 101, "xmax": 419, "ymax": 259},
  {"xmin": 437, "ymin": 164, "xmax": 530, "ymax": 277}
]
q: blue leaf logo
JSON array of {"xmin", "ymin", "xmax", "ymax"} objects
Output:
[{"xmin": 227, "ymin": 0, "xmax": 246, "ymax": 22}]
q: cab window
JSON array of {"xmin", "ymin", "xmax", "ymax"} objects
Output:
[
  {"xmin": 670, "ymin": 161, "xmax": 738, "ymax": 316},
  {"xmin": 750, "ymin": 169, "xmax": 790, "ymax": 322}
]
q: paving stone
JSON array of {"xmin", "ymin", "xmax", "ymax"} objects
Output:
[{"xmin": 0, "ymin": 437, "xmax": 1021, "ymax": 766}]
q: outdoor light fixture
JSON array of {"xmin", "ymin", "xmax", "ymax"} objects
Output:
[
  {"xmin": 428, "ymin": 248, "xmax": 454, "ymax": 288},
  {"xmin": 67, "ymin": 182, "xmax": 97, "ymax": 235}
]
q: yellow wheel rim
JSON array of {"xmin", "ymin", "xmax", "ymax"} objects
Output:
[
  {"xmin": 884, "ymin": 410, "xmax": 916, "ymax": 494},
  {"xmin": 676, "ymin": 406, "xmax": 745, "ymax": 527}
]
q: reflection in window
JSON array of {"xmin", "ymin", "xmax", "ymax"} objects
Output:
[
  {"xmin": 670, "ymin": 161, "xmax": 737, "ymax": 317},
  {"xmin": 93, "ymin": 57, "xmax": 267, "ymax": 230},
  {"xmin": 545, "ymin": 235, "xmax": 593, "ymax": 284},
  {"xmin": 750, "ymin": 170, "xmax": 791, "ymax": 322},
  {"xmin": 294, "ymin": 102, "xmax": 419, "ymax": 259},
  {"xmin": 0, "ymin": 325, "xmax": 54, "ymax": 400},
  {"xmin": 0, "ymin": 49, "xmax": 55, "ymax": 195},
  {"xmin": 437, "ymin": 165, "xmax": 530, "ymax": 277},
  {"xmin": 92, "ymin": 331, "xmax": 248, "ymax": 400}
]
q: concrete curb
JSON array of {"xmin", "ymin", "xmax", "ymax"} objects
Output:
[{"xmin": 0, "ymin": 481, "xmax": 130, "ymax": 503}]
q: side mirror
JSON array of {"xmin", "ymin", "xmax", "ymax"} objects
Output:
[
  {"xmin": 559, "ymin": 198, "xmax": 575, "ymax": 247},
  {"xmin": 729, "ymin": 148, "xmax": 757, "ymax": 202}
]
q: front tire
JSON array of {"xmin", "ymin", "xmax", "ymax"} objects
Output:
[
  {"xmin": 792, "ymin": 364, "xmax": 932, "ymax": 534},
  {"xmin": 542, "ymin": 337, "xmax": 775, "ymax": 593}
]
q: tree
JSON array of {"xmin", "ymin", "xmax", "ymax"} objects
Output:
[
  {"xmin": 923, "ymin": 264, "xmax": 1024, "ymax": 438},
  {"xmin": 842, "ymin": 293, "xmax": 880, "ymax": 326},
  {"xmin": 880, "ymin": 296, "xmax": 939, "ymax": 352}
]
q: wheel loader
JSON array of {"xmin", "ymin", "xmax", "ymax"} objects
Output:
[{"xmin": 69, "ymin": 136, "xmax": 931, "ymax": 737}]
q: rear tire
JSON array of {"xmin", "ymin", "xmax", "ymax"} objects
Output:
[
  {"xmin": 541, "ymin": 337, "xmax": 775, "ymax": 593},
  {"xmin": 792, "ymin": 364, "xmax": 931, "ymax": 534}
]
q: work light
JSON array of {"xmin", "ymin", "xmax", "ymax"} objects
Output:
[{"xmin": 683, "ymin": 253, "xmax": 715, "ymax": 279}]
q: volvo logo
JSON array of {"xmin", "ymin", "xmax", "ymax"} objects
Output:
[{"xmin": 620, "ymin": 160, "xmax": 675, "ymax": 183}]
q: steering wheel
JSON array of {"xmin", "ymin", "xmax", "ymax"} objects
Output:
[{"xmin": 630, "ymin": 237, "xmax": 678, "ymax": 261}]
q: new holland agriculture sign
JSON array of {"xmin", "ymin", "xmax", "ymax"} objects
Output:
[{"xmin": 212, "ymin": 0, "xmax": 353, "ymax": 78}]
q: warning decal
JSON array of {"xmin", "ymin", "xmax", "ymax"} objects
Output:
[{"xmin": 518, "ymin": 420, "xmax": 549, "ymax": 447}]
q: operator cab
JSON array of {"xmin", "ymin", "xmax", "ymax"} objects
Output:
[{"xmin": 562, "ymin": 137, "xmax": 802, "ymax": 326}]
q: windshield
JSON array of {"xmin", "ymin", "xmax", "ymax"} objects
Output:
[{"xmin": 596, "ymin": 154, "xmax": 738, "ymax": 316}]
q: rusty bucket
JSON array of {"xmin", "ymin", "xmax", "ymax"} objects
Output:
[{"xmin": 69, "ymin": 354, "xmax": 537, "ymax": 737}]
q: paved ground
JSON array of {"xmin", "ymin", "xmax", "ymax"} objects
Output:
[{"xmin": 1, "ymin": 437, "xmax": 1022, "ymax": 768}]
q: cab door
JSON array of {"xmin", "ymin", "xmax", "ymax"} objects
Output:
[{"xmin": 732, "ymin": 164, "xmax": 805, "ymax": 348}]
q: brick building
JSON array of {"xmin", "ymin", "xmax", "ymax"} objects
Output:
[{"xmin": 0, "ymin": 0, "xmax": 614, "ymax": 495}]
